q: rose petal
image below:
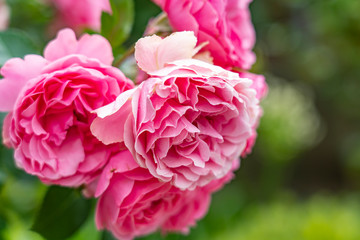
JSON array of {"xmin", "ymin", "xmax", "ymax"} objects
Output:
[
  {"xmin": 135, "ymin": 31, "xmax": 197, "ymax": 73},
  {"xmin": 44, "ymin": 28, "xmax": 114, "ymax": 65},
  {"xmin": 91, "ymin": 89, "xmax": 135, "ymax": 145},
  {"xmin": 0, "ymin": 55, "xmax": 47, "ymax": 111}
]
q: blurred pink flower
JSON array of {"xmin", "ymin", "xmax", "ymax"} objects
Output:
[
  {"xmin": 0, "ymin": 0, "xmax": 10, "ymax": 31},
  {"xmin": 152, "ymin": 0, "xmax": 256, "ymax": 70},
  {"xmin": 51, "ymin": 0, "xmax": 111, "ymax": 31},
  {"xmin": 95, "ymin": 151, "xmax": 236, "ymax": 240},
  {"xmin": 0, "ymin": 29, "xmax": 134, "ymax": 186},
  {"xmin": 91, "ymin": 58, "xmax": 259, "ymax": 190}
]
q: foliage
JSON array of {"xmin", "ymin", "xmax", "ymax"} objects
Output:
[
  {"xmin": 257, "ymin": 78, "xmax": 322, "ymax": 163},
  {"xmin": 0, "ymin": 29, "xmax": 40, "ymax": 66},
  {"xmin": 32, "ymin": 186, "xmax": 92, "ymax": 240},
  {"xmin": 101, "ymin": 0, "xmax": 134, "ymax": 49},
  {"xmin": 214, "ymin": 195, "xmax": 360, "ymax": 240}
]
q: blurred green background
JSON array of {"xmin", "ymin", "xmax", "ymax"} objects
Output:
[{"xmin": 1, "ymin": 0, "xmax": 360, "ymax": 239}]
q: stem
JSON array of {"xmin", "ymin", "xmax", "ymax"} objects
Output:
[
  {"xmin": 113, "ymin": 45, "xmax": 135, "ymax": 68},
  {"xmin": 232, "ymin": 66, "xmax": 245, "ymax": 73}
]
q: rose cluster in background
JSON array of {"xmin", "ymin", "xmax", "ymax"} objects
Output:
[{"xmin": 0, "ymin": 0, "xmax": 266, "ymax": 239}]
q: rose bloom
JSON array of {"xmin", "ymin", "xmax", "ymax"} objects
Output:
[
  {"xmin": 0, "ymin": 0, "xmax": 10, "ymax": 31},
  {"xmin": 0, "ymin": 29, "xmax": 134, "ymax": 186},
  {"xmin": 152, "ymin": 0, "xmax": 256, "ymax": 70},
  {"xmin": 91, "ymin": 59, "xmax": 259, "ymax": 190},
  {"xmin": 95, "ymin": 151, "xmax": 236, "ymax": 240},
  {"xmin": 51, "ymin": 0, "xmax": 111, "ymax": 31}
]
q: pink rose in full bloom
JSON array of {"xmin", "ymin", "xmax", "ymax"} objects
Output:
[
  {"xmin": 0, "ymin": 29, "xmax": 134, "ymax": 186},
  {"xmin": 238, "ymin": 72, "xmax": 267, "ymax": 157},
  {"xmin": 0, "ymin": 0, "xmax": 10, "ymax": 31},
  {"xmin": 152, "ymin": 0, "xmax": 256, "ymax": 70},
  {"xmin": 91, "ymin": 58, "xmax": 259, "ymax": 190},
  {"xmin": 95, "ymin": 151, "xmax": 235, "ymax": 240},
  {"xmin": 51, "ymin": 0, "xmax": 111, "ymax": 31}
]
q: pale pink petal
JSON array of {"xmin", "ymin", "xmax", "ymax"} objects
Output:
[
  {"xmin": 134, "ymin": 35, "xmax": 163, "ymax": 73},
  {"xmin": 156, "ymin": 31, "xmax": 197, "ymax": 69},
  {"xmin": 135, "ymin": 31, "xmax": 197, "ymax": 73},
  {"xmin": 151, "ymin": 59, "xmax": 241, "ymax": 79}
]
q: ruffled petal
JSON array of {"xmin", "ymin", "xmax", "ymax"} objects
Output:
[{"xmin": 44, "ymin": 28, "xmax": 114, "ymax": 65}]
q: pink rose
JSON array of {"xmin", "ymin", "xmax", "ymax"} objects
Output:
[
  {"xmin": 0, "ymin": 29, "xmax": 134, "ymax": 186},
  {"xmin": 91, "ymin": 59, "xmax": 259, "ymax": 190},
  {"xmin": 0, "ymin": 0, "xmax": 10, "ymax": 31},
  {"xmin": 95, "ymin": 151, "xmax": 235, "ymax": 239},
  {"xmin": 237, "ymin": 72, "xmax": 267, "ymax": 157},
  {"xmin": 51, "ymin": 0, "xmax": 111, "ymax": 31},
  {"xmin": 95, "ymin": 151, "xmax": 180, "ymax": 240},
  {"xmin": 152, "ymin": 0, "xmax": 256, "ymax": 70}
]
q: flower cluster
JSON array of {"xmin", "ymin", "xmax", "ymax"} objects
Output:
[{"xmin": 0, "ymin": 0, "xmax": 267, "ymax": 239}]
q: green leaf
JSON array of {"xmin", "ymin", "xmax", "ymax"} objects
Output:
[
  {"xmin": 0, "ymin": 29, "xmax": 40, "ymax": 66},
  {"xmin": 101, "ymin": 231, "xmax": 117, "ymax": 240},
  {"xmin": 0, "ymin": 211, "xmax": 6, "ymax": 232},
  {"xmin": 0, "ymin": 112, "xmax": 6, "ymax": 127},
  {"xmin": 0, "ymin": 112, "xmax": 26, "ymax": 178},
  {"xmin": 67, "ymin": 208, "xmax": 101, "ymax": 240},
  {"xmin": 32, "ymin": 186, "xmax": 92, "ymax": 240},
  {"xmin": 125, "ymin": 0, "xmax": 161, "ymax": 46},
  {"xmin": 101, "ymin": 0, "xmax": 134, "ymax": 48}
]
